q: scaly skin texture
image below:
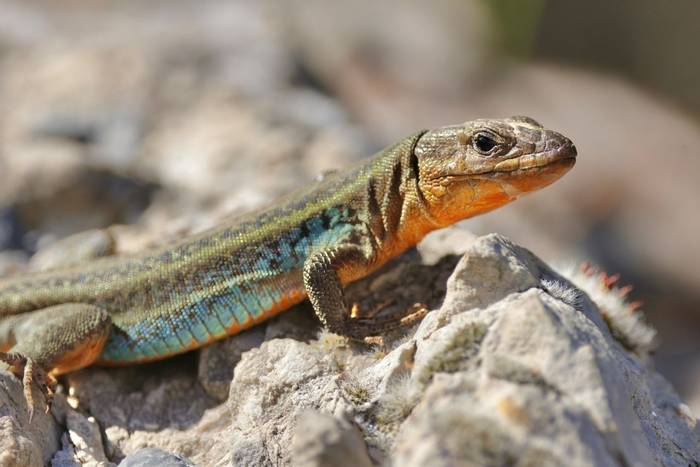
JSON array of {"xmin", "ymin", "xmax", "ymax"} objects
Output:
[{"xmin": 0, "ymin": 116, "xmax": 576, "ymax": 415}]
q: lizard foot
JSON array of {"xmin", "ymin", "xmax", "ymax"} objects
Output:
[
  {"xmin": 343, "ymin": 301, "xmax": 429, "ymax": 341},
  {"xmin": 397, "ymin": 302, "xmax": 429, "ymax": 326},
  {"xmin": 0, "ymin": 351, "xmax": 56, "ymax": 422},
  {"xmin": 362, "ymin": 303, "xmax": 429, "ymax": 346}
]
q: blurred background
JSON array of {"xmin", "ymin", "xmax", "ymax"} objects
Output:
[{"xmin": 0, "ymin": 0, "xmax": 698, "ymax": 408}]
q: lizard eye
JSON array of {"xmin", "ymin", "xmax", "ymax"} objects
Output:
[{"xmin": 473, "ymin": 133, "xmax": 498, "ymax": 154}]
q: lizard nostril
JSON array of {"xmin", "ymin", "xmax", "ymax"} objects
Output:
[
  {"xmin": 545, "ymin": 139, "xmax": 561, "ymax": 151},
  {"xmin": 543, "ymin": 132, "xmax": 576, "ymax": 156}
]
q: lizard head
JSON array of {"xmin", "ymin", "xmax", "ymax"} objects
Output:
[{"xmin": 414, "ymin": 116, "xmax": 576, "ymax": 225}]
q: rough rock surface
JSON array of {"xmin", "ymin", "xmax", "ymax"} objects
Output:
[
  {"xmin": 0, "ymin": 234, "xmax": 697, "ymax": 466},
  {"xmin": 118, "ymin": 448, "xmax": 194, "ymax": 467},
  {"xmin": 0, "ymin": 374, "xmax": 59, "ymax": 466},
  {"xmin": 291, "ymin": 411, "xmax": 373, "ymax": 467}
]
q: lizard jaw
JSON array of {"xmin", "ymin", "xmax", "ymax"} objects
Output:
[
  {"xmin": 477, "ymin": 140, "xmax": 577, "ymax": 201},
  {"xmin": 493, "ymin": 138, "xmax": 577, "ymax": 173}
]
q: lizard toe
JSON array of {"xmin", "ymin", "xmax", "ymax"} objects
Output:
[{"xmin": 0, "ymin": 352, "xmax": 52, "ymax": 421}]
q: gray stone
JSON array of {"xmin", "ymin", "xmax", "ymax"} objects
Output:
[
  {"xmin": 392, "ymin": 235, "xmax": 700, "ymax": 467},
  {"xmin": 49, "ymin": 396, "xmax": 111, "ymax": 466},
  {"xmin": 29, "ymin": 228, "xmax": 115, "ymax": 272},
  {"xmin": 0, "ymin": 372, "xmax": 61, "ymax": 467},
  {"xmin": 227, "ymin": 339, "xmax": 346, "ymax": 461},
  {"xmin": 0, "ymin": 233, "xmax": 697, "ymax": 465},
  {"xmin": 197, "ymin": 326, "xmax": 265, "ymax": 402},
  {"xmin": 291, "ymin": 411, "xmax": 372, "ymax": 467},
  {"xmin": 118, "ymin": 448, "xmax": 193, "ymax": 467}
]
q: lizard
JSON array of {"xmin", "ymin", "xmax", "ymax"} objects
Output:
[{"xmin": 0, "ymin": 116, "xmax": 576, "ymax": 418}]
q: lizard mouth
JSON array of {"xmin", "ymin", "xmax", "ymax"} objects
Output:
[
  {"xmin": 491, "ymin": 141, "xmax": 577, "ymax": 174},
  {"xmin": 422, "ymin": 138, "xmax": 576, "ymax": 195},
  {"xmin": 468, "ymin": 141, "xmax": 576, "ymax": 200}
]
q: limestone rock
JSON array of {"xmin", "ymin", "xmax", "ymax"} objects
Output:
[
  {"xmin": 1, "ymin": 234, "xmax": 697, "ymax": 466},
  {"xmin": 50, "ymin": 396, "xmax": 111, "ymax": 467},
  {"xmin": 118, "ymin": 448, "xmax": 193, "ymax": 467},
  {"xmin": 0, "ymin": 372, "xmax": 61, "ymax": 466},
  {"xmin": 291, "ymin": 410, "xmax": 373, "ymax": 467},
  {"xmin": 197, "ymin": 326, "xmax": 265, "ymax": 402},
  {"xmin": 391, "ymin": 235, "xmax": 699, "ymax": 466},
  {"xmin": 28, "ymin": 229, "xmax": 115, "ymax": 272}
]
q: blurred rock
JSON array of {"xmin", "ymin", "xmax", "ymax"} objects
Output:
[
  {"xmin": 118, "ymin": 448, "xmax": 193, "ymax": 467},
  {"xmin": 0, "ymin": 250, "xmax": 28, "ymax": 278},
  {"xmin": 291, "ymin": 411, "xmax": 373, "ymax": 467},
  {"xmin": 14, "ymin": 169, "xmax": 156, "ymax": 243},
  {"xmin": 536, "ymin": 0, "xmax": 700, "ymax": 115},
  {"xmin": 1, "ymin": 45, "xmax": 150, "ymax": 173},
  {"xmin": 197, "ymin": 326, "xmax": 265, "ymax": 402},
  {"xmin": 0, "ymin": 0, "xmax": 369, "ymax": 254},
  {"xmin": 139, "ymin": 90, "xmax": 320, "ymax": 198},
  {"xmin": 0, "ymin": 371, "xmax": 61, "ymax": 466},
  {"xmin": 29, "ymin": 228, "xmax": 115, "ymax": 272},
  {"xmin": 0, "ymin": 208, "xmax": 23, "ymax": 251},
  {"xmin": 271, "ymin": 0, "xmax": 493, "ymax": 138}
]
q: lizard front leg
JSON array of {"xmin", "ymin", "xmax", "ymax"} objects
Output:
[
  {"xmin": 0, "ymin": 304, "xmax": 112, "ymax": 420},
  {"xmin": 303, "ymin": 245, "xmax": 426, "ymax": 339}
]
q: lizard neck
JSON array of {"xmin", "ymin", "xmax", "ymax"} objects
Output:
[{"xmin": 363, "ymin": 130, "xmax": 441, "ymax": 263}]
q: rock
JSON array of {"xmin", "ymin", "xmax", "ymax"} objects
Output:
[
  {"xmin": 0, "ymin": 250, "xmax": 28, "ymax": 278},
  {"xmin": 392, "ymin": 235, "xmax": 700, "ymax": 466},
  {"xmin": 118, "ymin": 448, "xmax": 193, "ymax": 467},
  {"xmin": 263, "ymin": 303, "xmax": 319, "ymax": 342},
  {"xmin": 29, "ymin": 228, "xmax": 115, "ymax": 272},
  {"xmin": 1, "ymin": 44, "xmax": 151, "ymax": 176},
  {"xmin": 416, "ymin": 226, "xmax": 478, "ymax": 266},
  {"xmin": 272, "ymin": 0, "xmax": 491, "ymax": 120},
  {"xmin": 50, "ymin": 397, "xmax": 111, "ymax": 467},
  {"xmin": 0, "ymin": 234, "xmax": 697, "ymax": 465},
  {"xmin": 0, "ymin": 208, "xmax": 23, "ymax": 251},
  {"xmin": 197, "ymin": 326, "xmax": 266, "ymax": 402},
  {"xmin": 0, "ymin": 371, "xmax": 61, "ymax": 467},
  {"xmin": 1, "ymin": 0, "xmax": 698, "ymax": 416},
  {"xmin": 226, "ymin": 339, "xmax": 345, "ymax": 464},
  {"xmin": 291, "ymin": 410, "xmax": 373, "ymax": 467}
]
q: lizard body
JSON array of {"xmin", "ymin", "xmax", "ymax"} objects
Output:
[{"xmin": 0, "ymin": 117, "xmax": 576, "ymax": 414}]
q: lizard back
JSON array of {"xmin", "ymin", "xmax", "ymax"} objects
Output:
[{"xmin": 0, "ymin": 158, "xmax": 380, "ymax": 363}]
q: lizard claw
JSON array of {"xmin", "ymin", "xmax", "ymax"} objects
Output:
[
  {"xmin": 399, "ymin": 302, "xmax": 429, "ymax": 325},
  {"xmin": 0, "ymin": 351, "xmax": 53, "ymax": 421},
  {"xmin": 361, "ymin": 304, "xmax": 428, "ymax": 346},
  {"xmin": 23, "ymin": 358, "xmax": 36, "ymax": 423},
  {"xmin": 356, "ymin": 302, "xmax": 430, "ymax": 344}
]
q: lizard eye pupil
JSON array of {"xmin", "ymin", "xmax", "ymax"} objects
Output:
[{"xmin": 474, "ymin": 134, "xmax": 497, "ymax": 154}]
